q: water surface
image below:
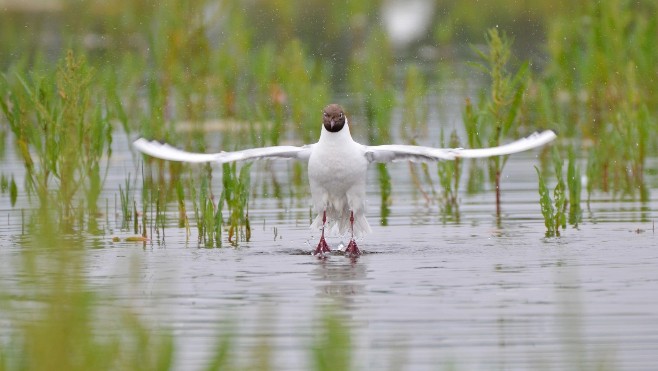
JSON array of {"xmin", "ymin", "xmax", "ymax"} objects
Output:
[{"xmin": 1, "ymin": 129, "xmax": 657, "ymax": 371}]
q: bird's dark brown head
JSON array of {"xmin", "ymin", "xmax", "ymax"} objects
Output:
[{"xmin": 322, "ymin": 104, "xmax": 346, "ymax": 133}]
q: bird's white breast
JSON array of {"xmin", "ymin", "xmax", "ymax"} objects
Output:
[{"xmin": 307, "ymin": 123, "xmax": 368, "ymax": 213}]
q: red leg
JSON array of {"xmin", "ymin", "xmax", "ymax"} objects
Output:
[
  {"xmin": 314, "ymin": 210, "xmax": 331, "ymax": 257},
  {"xmin": 344, "ymin": 211, "xmax": 361, "ymax": 257}
]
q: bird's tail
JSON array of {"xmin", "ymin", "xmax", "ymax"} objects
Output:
[{"xmin": 348, "ymin": 212, "xmax": 372, "ymax": 238}]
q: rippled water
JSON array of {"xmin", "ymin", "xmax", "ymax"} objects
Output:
[{"xmin": 1, "ymin": 130, "xmax": 658, "ymax": 370}]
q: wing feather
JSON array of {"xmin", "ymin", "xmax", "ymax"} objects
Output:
[
  {"xmin": 365, "ymin": 130, "xmax": 556, "ymax": 163},
  {"xmin": 133, "ymin": 138, "xmax": 313, "ymax": 163}
]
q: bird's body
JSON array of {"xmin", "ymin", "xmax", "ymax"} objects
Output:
[
  {"xmin": 133, "ymin": 103, "xmax": 557, "ymax": 257},
  {"xmin": 308, "ymin": 118, "xmax": 371, "ymax": 238}
]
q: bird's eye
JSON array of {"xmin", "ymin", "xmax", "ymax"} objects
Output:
[{"xmin": 339, "ymin": 112, "xmax": 343, "ymax": 118}]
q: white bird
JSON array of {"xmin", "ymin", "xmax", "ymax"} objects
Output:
[{"xmin": 133, "ymin": 104, "xmax": 557, "ymax": 257}]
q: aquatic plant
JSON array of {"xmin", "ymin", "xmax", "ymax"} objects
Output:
[
  {"xmin": 0, "ymin": 174, "xmax": 17, "ymax": 207},
  {"xmin": 400, "ymin": 65, "xmax": 429, "ymax": 143},
  {"xmin": 175, "ymin": 176, "xmax": 190, "ymax": 232},
  {"xmin": 401, "ymin": 64, "xmax": 436, "ymax": 205},
  {"xmin": 536, "ymin": 166, "xmax": 557, "ymax": 237},
  {"xmin": 347, "ymin": 27, "xmax": 396, "ymax": 225},
  {"xmin": 0, "ymin": 51, "xmax": 112, "ymax": 230},
  {"xmin": 377, "ymin": 165, "xmax": 392, "ymax": 226},
  {"xmin": 153, "ymin": 185, "xmax": 167, "ymax": 242},
  {"xmin": 348, "ymin": 27, "xmax": 395, "ymax": 146},
  {"xmin": 584, "ymin": 105, "xmax": 650, "ymax": 201},
  {"xmin": 464, "ymin": 28, "xmax": 530, "ymax": 216},
  {"xmin": 463, "ymin": 98, "xmax": 486, "ymax": 195},
  {"xmin": 118, "ymin": 174, "xmax": 133, "ymax": 229},
  {"xmin": 542, "ymin": 0, "xmax": 657, "ymax": 199},
  {"xmin": 567, "ymin": 147, "xmax": 582, "ymax": 226},
  {"xmin": 535, "ymin": 148, "xmax": 569, "ymax": 237},
  {"xmin": 190, "ymin": 171, "xmax": 222, "ymax": 248},
  {"xmin": 222, "ymin": 162, "xmax": 253, "ymax": 245},
  {"xmin": 437, "ymin": 129, "xmax": 462, "ymax": 221},
  {"xmin": 276, "ymin": 39, "xmax": 330, "ymax": 144},
  {"xmin": 551, "ymin": 149, "xmax": 567, "ymax": 234}
]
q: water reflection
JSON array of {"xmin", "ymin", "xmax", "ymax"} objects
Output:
[{"xmin": 310, "ymin": 258, "xmax": 367, "ymax": 304}]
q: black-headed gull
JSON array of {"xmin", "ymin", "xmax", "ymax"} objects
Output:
[{"xmin": 133, "ymin": 104, "xmax": 557, "ymax": 257}]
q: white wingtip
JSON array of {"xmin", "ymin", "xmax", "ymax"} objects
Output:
[
  {"xmin": 451, "ymin": 130, "xmax": 557, "ymax": 159},
  {"xmin": 532, "ymin": 130, "xmax": 558, "ymax": 145},
  {"xmin": 133, "ymin": 138, "xmax": 220, "ymax": 163},
  {"xmin": 132, "ymin": 138, "xmax": 153, "ymax": 155},
  {"xmin": 132, "ymin": 138, "xmax": 160, "ymax": 158}
]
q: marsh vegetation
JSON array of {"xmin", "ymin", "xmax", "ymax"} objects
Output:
[{"xmin": 1, "ymin": 0, "xmax": 657, "ymax": 369}]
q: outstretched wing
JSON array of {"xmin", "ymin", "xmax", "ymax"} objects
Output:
[
  {"xmin": 364, "ymin": 130, "xmax": 556, "ymax": 163},
  {"xmin": 133, "ymin": 138, "xmax": 314, "ymax": 163}
]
